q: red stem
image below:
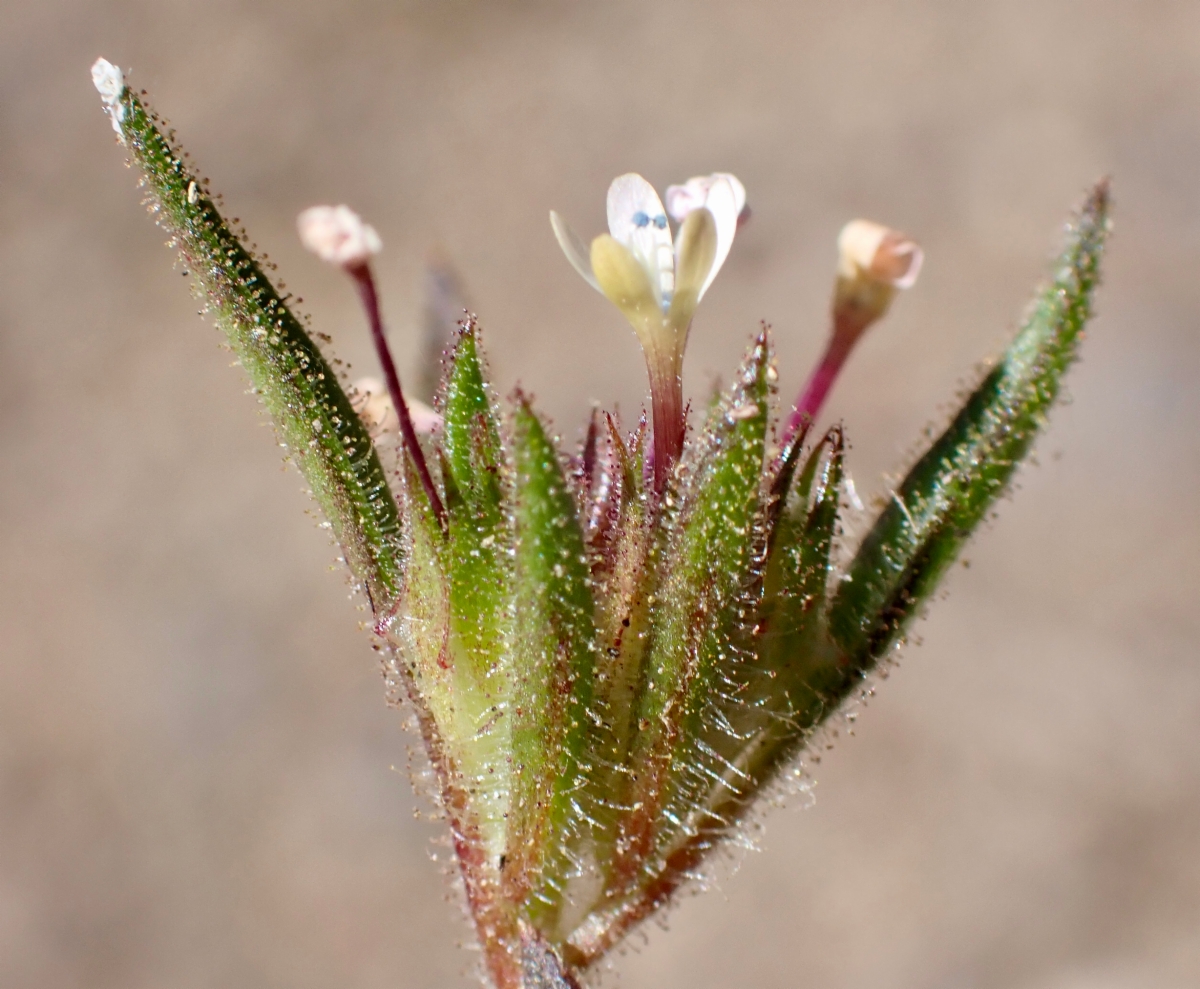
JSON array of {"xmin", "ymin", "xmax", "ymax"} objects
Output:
[
  {"xmin": 781, "ymin": 315, "xmax": 861, "ymax": 448},
  {"xmin": 648, "ymin": 352, "xmax": 684, "ymax": 497},
  {"xmin": 350, "ymin": 263, "xmax": 447, "ymax": 533}
]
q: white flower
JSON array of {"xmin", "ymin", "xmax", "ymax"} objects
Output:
[
  {"xmin": 549, "ymin": 172, "xmax": 745, "ymax": 358},
  {"xmin": 550, "ymin": 172, "xmax": 746, "ymax": 484},
  {"xmin": 296, "ymin": 205, "xmax": 382, "ymax": 268}
]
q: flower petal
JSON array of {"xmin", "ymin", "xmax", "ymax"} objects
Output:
[
  {"xmin": 665, "ymin": 172, "xmax": 746, "ymax": 223},
  {"xmin": 663, "ymin": 174, "xmax": 745, "ymax": 299},
  {"xmin": 591, "ymin": 233, "xmax": 667, "ymax": 352},
  {"xmin": 697, "ymin": 176, "xmax": 741, "ymax": 298},
  {"xmin": 667, "ymin": 207, "xmax": 717, "ymax": 342},
  {"xmin": 550, "ymin": 210, "xmax": 601, "ymax": 292},
  {"xmin": 607, "ymin": 173, "xmax": 674, "ymax": 309}
]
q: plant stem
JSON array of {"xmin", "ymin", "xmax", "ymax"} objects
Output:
[
  {"xmin": 781, "ymin": 312, "xmax": 860, "ymax": 445},
  {"xmin": 350, "ymin": 263, "xmax": 447, "ymax": 532}
]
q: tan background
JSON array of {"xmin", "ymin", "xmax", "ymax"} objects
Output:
[{"xmin": 3, "ymin": 1, "xmax": 1199, "ymax": 986}]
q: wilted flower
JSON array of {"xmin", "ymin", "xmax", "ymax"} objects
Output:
[
  {"xmin": 299, "ymin": 204, "xmax": 446, "ymax": 528},
  {"xmin": 297, "ymin": 204, "xmax": 383, "ymax": 268},
  {"xmin": 834, "ymin": 219, "xmax": 923, "ymax": 331}
]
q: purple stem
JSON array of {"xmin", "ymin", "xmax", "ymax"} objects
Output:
[{"xmin": 350, "ymin": 263, "xmax": 447, "ymax": 533}]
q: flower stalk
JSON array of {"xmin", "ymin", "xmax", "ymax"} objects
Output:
[
  {"xmin": 783, "ymin": 219, "xmax": 924, "ymax": 441},
  {"xmin": 95, "ymin": 56, "xmax": 1109, "ymax": 989},
  {"xmin": 297, "ymin": 205, "xmax": 448, "ymax": 532}
]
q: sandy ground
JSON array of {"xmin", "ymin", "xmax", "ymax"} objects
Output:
[{"xmin": 2, "ymin": 1, "xmax": 1199, "ymax": 987}]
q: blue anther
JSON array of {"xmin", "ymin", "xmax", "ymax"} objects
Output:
[
  {"xmin": 632, "ymin": 211, "xmax": 650, "ymax": 228},
  {"xmin": 653, "ymin": 214, "xmax": 668, "ymax": 229}
]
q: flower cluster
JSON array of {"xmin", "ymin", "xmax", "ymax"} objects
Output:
[
  {"xmin": 95, "ymin": 58, "xmax": 1108, "ymax": 989},
  {"xmin": 550, "ymin": 172, "xmax": 921, "ymax": 480}
]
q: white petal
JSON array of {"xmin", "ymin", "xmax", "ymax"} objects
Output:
[
  {"xmin": 715, "ymin": 172, "xmax": 747, "ymax": 217},
  {"xmin": 889, "ymin": 242, "xmax": 924, "ymax": 289},
  {"xmin": 91, "ymin": 58, "xmax": 124, "ymax": 103},
  {"xmin": 697, "ymin": 175, "xmax": 740, "ymax": 298},
  {"xmin": 550, "ymin": 211, "xmax": 600, "ymax": 291},
  {"xmin": 607, "ymin": 173, "xmax": 674, "ymax": 309}
]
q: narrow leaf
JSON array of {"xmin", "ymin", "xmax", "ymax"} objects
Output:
[
  {"xmin": 441, "ymin": 323, "xmax": 511, "ymax": 680},
  {"xmin": 439, "ymin": 324, "xmax": 514, "ymax": 860},
  {"xmin": 829, "ymin": 181, "xmax": 1110, "ymax": 664},
  {"xmin": 98, "ymin": 77, "xmax": 402, "ymax": 609},
  {"xmin": 507, "ymin": 398, "xmax": 602, "ymax": 926}
]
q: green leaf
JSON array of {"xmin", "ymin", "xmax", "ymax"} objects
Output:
[
  {"xmin": 439, "ymin": 324, "xmax": 514, "ymax": 862},
  {"xmin": 103, "ymin": 82, "xmax": 402, "ymax": 609},
  {"xmin": 616, "ymin": 334, "xmax": 770, "ymax": 888},
  {"xmin": 622, "ymin": 433, "xmax": 845, "ymax": 921},
  {"xmin": 758, "ymin": 429, "xmax": 843, "ymax": 691},
  {"xmin": 829, "ymin": 181, "xmax": 1110, "ymax": 665},
  {"xmin": 440, "ymin": 323, "xmax": 511, "ymax": 694},
  {"xmin": 730, "ymin": 431, "xmax": 846, "ymax": 779},
  {"xmin": 507, "ymin": 398, "xmax": 602, "ymax": 925}
]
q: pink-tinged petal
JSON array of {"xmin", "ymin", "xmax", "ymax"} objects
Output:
[
  {"xmin": 664, "ymin": 174, "xmax": 746, "ymax": 298},
  {"xmin": 665, "ymin": 172, "xmax": 747, "ymax": 222},
  {"xmin": 550, "ymin": 211, "xmax": 601, "ymax": 291},
  {"xmin": 607, "ymin": 173, "xmax": 674, "ymax": 309},
  {"xmin": 664, "ymin": 181, "xmax": 707, "ymax": 223}
]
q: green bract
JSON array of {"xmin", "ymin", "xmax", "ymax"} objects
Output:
[{"xmin": 96, "ymin": 62, "xmax": 1109, "ymax": 989}]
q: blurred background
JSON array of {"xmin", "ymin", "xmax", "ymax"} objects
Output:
[{"xmin": 3, "ymin": 1, "xmax": 1199, "ymax": 987}]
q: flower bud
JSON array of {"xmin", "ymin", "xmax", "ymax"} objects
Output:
[
  {"xmin": 832, "ymin": 220, "xmax": 923, "ymax": 335},
  {"xmin": 297, "ymin": 205, "xmax": 382, "ymax": 268},
  {"xmin": 783, "ymin": 221, "xmax": 923, "ymax": 441}
]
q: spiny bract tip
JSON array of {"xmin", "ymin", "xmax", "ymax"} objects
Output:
[{"xmin": 91, "ymin": 58, "xmax": 126, "ymax": 136}]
